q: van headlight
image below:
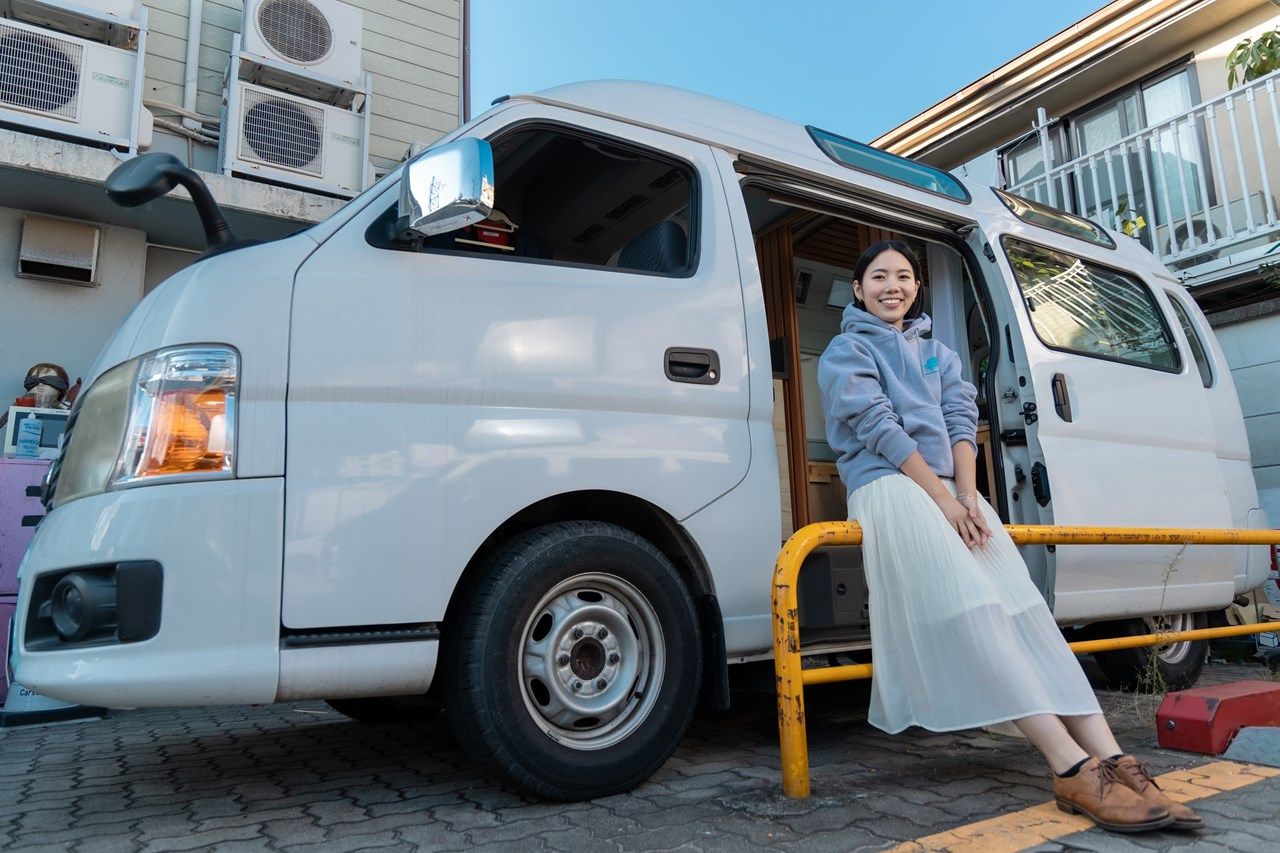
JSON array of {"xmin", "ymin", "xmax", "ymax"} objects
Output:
[{"xmin": 52, "ymin": 346, "xmax": 239, "ymax": 508}]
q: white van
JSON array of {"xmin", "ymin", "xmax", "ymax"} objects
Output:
[{"xmin": 12, "ymin": 82, "xmax": 1272, "ymax": 800}]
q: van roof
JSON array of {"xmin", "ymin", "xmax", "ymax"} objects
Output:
[
  {"xmin": 499, "ymin": 81, "xmax": 1167, "ymax": 276},
  {"xmin": 507, "ymin": 81, "xmax": 984, "ymax": 214}
]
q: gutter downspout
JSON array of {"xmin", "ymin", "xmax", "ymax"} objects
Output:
[
  {"xmin": 462, "ymin": 0, "xmax": 471, "ymax": 122},
  {"xmin": 183, "ymin": 0, "xmax": 203, "ymax": 132}
]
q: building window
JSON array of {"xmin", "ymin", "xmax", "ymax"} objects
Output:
[{"xmin": 1000, "ymin": 63, "xmax": 1207, "ymax": 240}]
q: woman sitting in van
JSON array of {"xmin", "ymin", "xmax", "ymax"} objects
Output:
[{"xmin": 817, "ymin": 240, "xmax": 1200, "ymax": 834}]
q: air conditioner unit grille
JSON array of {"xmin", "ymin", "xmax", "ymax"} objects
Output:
[
  {"xmin": 0, "ymin": 23, "xmax": 82, "ymax": 119},
  {"xmin": 239, "ymin": 87, "xmax": 325, "ymax": 176},
  {"xmin": 257, "ymin": 0, "xmax": 334, "ymax": 65}
]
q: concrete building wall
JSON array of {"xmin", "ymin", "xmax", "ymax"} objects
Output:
[
  {"xmin": 142, "ymin": 0, "xmax": 462, "ymax": 169},
  {"xmin": 1213, "ymin": 312, "xmax": 1280, "ymax": 525},
  {"xmin": 0, "ymin": 207, "xmax": 146, "ymax": 392}
]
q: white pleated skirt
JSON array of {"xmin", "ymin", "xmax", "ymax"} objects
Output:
[{"xmin": 847, "ymin": 474, "xmax": 1102, "ymax": 734}]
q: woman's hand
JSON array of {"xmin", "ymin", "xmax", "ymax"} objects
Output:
[{"xmin": 935, "ymin": 494, "xmax": 992, "ymax": 549}]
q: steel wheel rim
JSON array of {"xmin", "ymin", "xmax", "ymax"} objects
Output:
[
  {"xmin": 1145, "ymin": 612, "xmax": 1193, "ymax": 665},
  {"xmin": 518, "ymin": 572, "xmax": 664, "ymax": 751}
]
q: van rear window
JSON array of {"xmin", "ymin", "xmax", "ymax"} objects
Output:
[
  {"xmin": 1004, "ymin": 238, "xmax": 1179, "ymax": 372},
  {"xmin": 994, "ymin": 188, "xmax": 1116, "ymax": 249},
  {"xmin": 807, "ymin": 127, "xmax": 970, "ymax": 203}
]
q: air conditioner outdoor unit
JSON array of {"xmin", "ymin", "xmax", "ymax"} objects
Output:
[
  {"xmin": 221, "ymin": 78, "xmax": 368, "ymax": 197},
  {"xmin": 0, "ymin": 12, "xmax": 149, "ymax": 151},
  {"xmin": 2, "ymin": 0, "xmax": 142, "ymax": 47},
  {"xmin": 240, "ymin": 0, "xmax": 363, "ymax": 90}
]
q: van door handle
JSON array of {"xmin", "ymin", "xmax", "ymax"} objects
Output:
[
  {"xmin": 1051, "ymin": 373, "xmax": 1073, "ymax": 422},
  {"xmin": 664, "ymin": 347, "xmax": 720, "ymax": 385}
]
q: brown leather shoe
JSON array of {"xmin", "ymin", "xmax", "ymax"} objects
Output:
[
  {"xmin": 1052, "ymin": 757, "xmax": 1174, "ymax": 833},
  {"xmin": 1111, "ymin": 755, "xmax": 1203, "ymax": 830}
]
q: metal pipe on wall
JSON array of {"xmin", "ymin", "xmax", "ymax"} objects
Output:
[{"xmin": 183, "ymin": 0, "xmax": 204, "ymax": 132}]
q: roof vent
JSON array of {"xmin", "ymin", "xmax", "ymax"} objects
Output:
[
  {"xmin": 606, "ymin": 194, "xmax": 649, "ymax": 220},
  {"xmin": 18, "ymin": 215, "xmax": 100, "ymax": 286}
]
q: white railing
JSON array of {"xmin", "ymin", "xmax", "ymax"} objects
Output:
[{"xmin": 1009, "ymin": 69, "xmax": 1280, "ymax": 272}]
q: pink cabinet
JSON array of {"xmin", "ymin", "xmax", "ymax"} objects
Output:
[{"xmin": 0, "ymin": 458, "xmax": 51, "ymax": 596}]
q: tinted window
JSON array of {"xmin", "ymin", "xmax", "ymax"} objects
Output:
[
  {"xmin": 808, "ymin": 126, "xmax": 970, "ymax": 202},
  {"xmin": 994, "ymin": 188, "xmax": 1116, "ymax": 249},
  {"xmin": 431, "ymin": 127, "xmax": 697, "ymax": 276},
  {"xmin": 1004, "ymin": 238, "xmax": 1179, "ymax": 371},
  {"xmin": 1167, "ymin": 295, "xmax": 1214, "ymax": 387}
]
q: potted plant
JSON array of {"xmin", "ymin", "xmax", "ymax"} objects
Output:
[{"xmin": 1227, "ymin": 28, "xmax": 1280, "ymax": 88}]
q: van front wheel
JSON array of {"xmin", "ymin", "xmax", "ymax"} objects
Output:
[
  {"xmin": 1091, "ymin": 611, "xmax": 1209, "ymax": 691},
  {"xmin": 443, "ymin": 521, "xmax": 702, "ymax": 800}
]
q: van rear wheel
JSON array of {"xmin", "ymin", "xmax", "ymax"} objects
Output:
[
  {"xmin": 1091, "ymin": 611, "xmax": 1209, "ymax": 692},
  {"xmin": 443, "ymin": 521, "xmax": 702, "ymax": 801}
]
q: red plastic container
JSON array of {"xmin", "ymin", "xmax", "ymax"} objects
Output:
[{"xmin": 1157, "ymin": 680, "xmax": 1280, "ymax": 754}]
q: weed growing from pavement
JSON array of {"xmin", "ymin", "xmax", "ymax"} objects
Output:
[{"xmin": 1121, "ymin": 545, "xmax": 1186, "ymax": 724}]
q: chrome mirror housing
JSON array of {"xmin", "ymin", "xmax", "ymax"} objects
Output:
[{"xmin": 398, "ymin": 138, "xmax": 495, "ymax": 238}]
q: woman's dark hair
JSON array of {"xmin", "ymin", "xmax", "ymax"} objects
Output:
[{"xmin": 851, "ymin": 239, "xmax": 925, "ymax": 322}]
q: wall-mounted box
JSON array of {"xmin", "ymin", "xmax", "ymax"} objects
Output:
[{"xmin": 17, "ymin": 215, "xmax": 100, "ymax": 285}]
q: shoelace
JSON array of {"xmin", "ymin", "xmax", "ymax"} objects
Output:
[
  {"xmin": 1094, "ymin": 758, "xmax": 1123, "ymax": 802},
  {"xmin": 1115, "ymin": 758, "xmax": 1159, "ymax": 793}
]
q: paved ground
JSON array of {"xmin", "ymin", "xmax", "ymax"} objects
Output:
[{"xmin": 1, "ymin": 660, "xmax": 1277, "ymax": 852}]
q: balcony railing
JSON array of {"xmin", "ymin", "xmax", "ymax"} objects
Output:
[{"xmin": 1008, "ymin": 69, "xmax": 1280, "ymax": 280}]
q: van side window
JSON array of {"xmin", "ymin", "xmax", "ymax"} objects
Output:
[
  {"xmin": 427, "ymin": 126, "xmax": 696, "ymax": 276},
  {"xmin": 1004, "ymin": 238, "xmax": 1180, "ymax": 371},
  {"xmin": 1166, "ymin": 294, "xmax": 1214, "ymax": 388}
]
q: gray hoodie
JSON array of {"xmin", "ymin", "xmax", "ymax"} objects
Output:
[{"xmin": 817, "ymin": 304, "xmax": 979, "ymax": 496}]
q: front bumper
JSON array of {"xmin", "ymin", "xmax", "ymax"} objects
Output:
[{"xmin": 13, "ymin": 478, "xmax": 283, "ymax": 707}]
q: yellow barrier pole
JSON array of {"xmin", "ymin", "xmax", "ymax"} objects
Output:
[
  {"xmin": 772, "ymin": 521, "xmax": 1280, "ymax": 799},
  {"xmin": 773, "ymin": 522, "xmax": 862, "ymax": 798},
  {"xmin": 800, "ymin": 621, "xmax": 1280, "ymax": 686}
]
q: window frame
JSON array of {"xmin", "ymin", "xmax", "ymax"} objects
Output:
[
  {"xmin": 1000, "ymin": 235, "xmax": 1183, "ymax": 374},
  {"xmin": 366, "ymin": 119, "xmax": 705, "ymax": 280},
  {"xmin": 996, "ymin": 57, "xmax": 1207, "ymax": 200},
  {"xmin": 1164, "ymin": 290, "xmax": 1215, "ymax": 388}
]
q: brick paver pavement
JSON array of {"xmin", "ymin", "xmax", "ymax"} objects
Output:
[{"xmin": 1, "ymin": 661, "xmax": 1277, "ymax": 851}]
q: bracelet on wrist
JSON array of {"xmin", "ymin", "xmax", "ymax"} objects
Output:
[{"xmin": 955, "ymin": 493, "xmax": 975, "ymax": 503}]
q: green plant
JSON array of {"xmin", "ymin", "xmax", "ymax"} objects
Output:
[
  {"xmin": 1227, "ymin": 29, "xmax": 1280, "ymax": 88},
  {"xmin": 1114, "ymin": 196, "xmax": 1146, "ymax": 239}
]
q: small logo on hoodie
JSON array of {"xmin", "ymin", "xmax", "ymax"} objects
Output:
[{"xmin": 924, "ymin": 356, "xmax": 940, "ymax": 374}]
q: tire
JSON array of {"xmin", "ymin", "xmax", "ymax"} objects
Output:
[
  {"xmin": 325, "ymin": 693, "xmax": 440, "ymax": 724},
  {"xmin": 1092, "ymin": 611, "xmax": 1209, "ymax": 692},
  {"xmin": 442, "ymin": 521, "xmax": 702, "ymax": 800}
]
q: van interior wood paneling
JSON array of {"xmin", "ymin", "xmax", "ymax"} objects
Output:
[{"xmin": 756, "ymin": 225, "xmax": 809, "ymax": 530}]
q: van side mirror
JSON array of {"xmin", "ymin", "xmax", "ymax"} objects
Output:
[
  {"xmin": 105, "ymin": 152, "xmax": 235, "ymax": 248},
  {"xmin": 398, "ymin": 138, "xmax": 495, "ymax": 238}
]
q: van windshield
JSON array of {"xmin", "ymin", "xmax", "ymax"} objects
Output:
[{"xmin": 807, "ymin": 126, "xmax": 970, "ymax": 203}]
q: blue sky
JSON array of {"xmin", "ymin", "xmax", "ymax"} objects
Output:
[{"xmin": 470, "ymin": 1, "xmax": 1106, "ymax": 142}]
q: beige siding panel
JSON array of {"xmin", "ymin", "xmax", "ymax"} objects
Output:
[
  {"xmin": 371, "ymin": 95, "xmax": 453, "ymax": 135},
  {"xmin": 362, "ymin": 31, "xmax": 457, "ymax": 76},
  {"xmin": 370, "ymin": 131, "xmax": 448, "ymax": 166},
  {"xmin": 351, "ymin": 0, "xmax": 459, "ymax": 39},
  {"xmin": 362, "ymin": 15, "xmax": 457, "ymax": 58},
  {"xmin": 362, "ymin": 52, "xmax": 457, "ymax": 97},
  {"xmin": 372, "ymin": 80, "xmax": 455, "ymax": 117},
  {"xmin": 373, "ymin": 113, "xmax": 456, "ymax": 144}
]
